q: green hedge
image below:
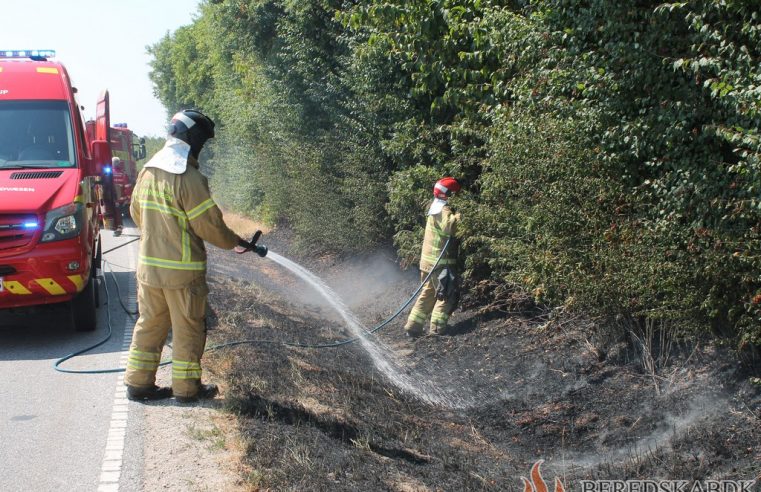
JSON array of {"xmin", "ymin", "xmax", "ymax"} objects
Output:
[{"xmin": 148, "ymin": 0, "xmax": 761, "ymax": 345}]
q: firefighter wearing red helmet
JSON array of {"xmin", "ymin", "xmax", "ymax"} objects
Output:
[
  {"xmin": 125, "ymin": 109, "xmax": 255, "ymax": 402},
  {"xmin": 404, "ymin": 177, "xmax": 462, "ymax": 337}
]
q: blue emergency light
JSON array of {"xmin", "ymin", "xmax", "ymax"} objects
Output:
[
  {"xmin": 103, "ymin": 166, "xmax": 112, "ymax": 175},
  {"xmin": 22, "ymin": 221, "xmax": 39, "ymax": 229},
  {"xmin": 0, "ymin": 50, "xmax": 56, "ymax": 60}
]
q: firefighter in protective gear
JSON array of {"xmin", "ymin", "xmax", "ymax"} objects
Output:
[
  {"xmin": 111, "ymin": 156, "xmax": 124, "ymax": 236},
  {"xmin": 125, "ymin": 109, "xmax": 254, "ymax": 402},
  {"xmin": 404, "ymin": 177, "xmax": 462, "ymax": 337}
]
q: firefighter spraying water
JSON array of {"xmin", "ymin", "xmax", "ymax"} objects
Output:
[
  {"xmin": 124, "ymin": 109, "xmax": 267, "ymax": 402},
  {"xmin": 404, "ymin": 177, "xmax": 462, "ymax": 338}
]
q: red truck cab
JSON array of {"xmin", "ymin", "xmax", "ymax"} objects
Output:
[{"xmin": 0, "ymin": 50, "xmax": 112, "ymax": 331}]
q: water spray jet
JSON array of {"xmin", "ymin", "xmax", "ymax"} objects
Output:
[{"xmin": 264, "ymin": 250, "xmax": 473, "ymax": 409}]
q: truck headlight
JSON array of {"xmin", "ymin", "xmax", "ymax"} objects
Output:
[{"xmin": 41, "ymin": 203, "xmax": 85, "ymax": 242}]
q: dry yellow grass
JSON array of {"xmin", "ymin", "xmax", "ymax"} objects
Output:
[{"xmin": 221, "ymin": 210, "xmax": 271, "ymax": 238}]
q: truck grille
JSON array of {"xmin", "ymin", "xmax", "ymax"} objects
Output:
[
  {"xmin": 10, "ymin": 171, "xmax": 63, "ymax": 180},
  {"xmin": 0, "ymin": 214, "xmax": 39, "ymax": 251}
]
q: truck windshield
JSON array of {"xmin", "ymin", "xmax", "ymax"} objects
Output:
[{"xmin": 0, "ymin": 101, "xmax": 76, "ymax": 169}]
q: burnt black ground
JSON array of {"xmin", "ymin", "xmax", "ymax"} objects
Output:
[{"xmin": 204, "ymin": 230, "xmax": 760, "ymax": 491}]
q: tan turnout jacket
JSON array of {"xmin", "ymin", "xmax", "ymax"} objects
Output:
[
  {"xmin": 419, "ymin": 204, "xmax": 459, "ymax": 273},
  {"xmin": 130, "ymin": 156, "xmax": 238, "ymax": 288}
]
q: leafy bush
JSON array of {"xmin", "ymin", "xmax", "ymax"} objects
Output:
[{"xmin": 147, "ymin": 0, "xmax": 761, "ymax": 346}]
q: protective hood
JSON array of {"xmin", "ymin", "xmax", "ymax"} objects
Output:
[
  {"xmin": 427, "ymin": 198, "xmax": 448, "ymax": 216},
  {"xmin": 143, "ymin": 137, "xmax": 191, "ymax": 174}
]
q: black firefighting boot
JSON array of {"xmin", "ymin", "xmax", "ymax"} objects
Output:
[
  {"xmin": 175, "ymin": 383, "xmax": 219, "ymax": 403},
  {"xmin": 127, "ymin": 384, "xmax": 172, "ymax": 401}
]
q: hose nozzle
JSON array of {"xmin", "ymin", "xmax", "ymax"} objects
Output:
[{"xmin": 248, "ymin": 230, "xmax": 268, "ymax": 257}]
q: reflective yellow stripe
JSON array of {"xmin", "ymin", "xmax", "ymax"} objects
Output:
[
  {"xmin": 128, "ymin": 348, "xmax": 161, "ymax": 371},
  {"xmin": 137, "ymin": 198, "xmax": 198, "ymax": 268},
  {"xmin": 36, "ymin": 67, "xmax": 59, "ymax": 74},
  {"xmin": 172, "ymin": 360, "xmax": 202, "ymax": 379},
  {"xmin": 127, "ymin": 360, "xmax": 159, "ymax": 371},
  {"xmin": 67, "ymin": 274, "xmax": 84, "ymax": 291},
  {"xmin": 73, "ymin": 194, "xmax": 85, "ymax": 204},
  {"xmin": 129, "ymin": 349, "xmax": 161, "ymax": 361},
  {"xmin": 172, "ymin": 360, "xmax": 201, "ymax": 368},
  {"xmin": 421, "ymin": 253, "xmax": 456, "ymax": 265},
  {"xmin": 180, "ymin": 217, "xmax": 190, "ymax": 262},
  {"xmin": 36, "ymin": 278, "xmax": 66, "ymax": 295},
  {"xmin": 172, "ymin": 371, "xmax": 202, "ymax": 379},
  {"xmin": 138, "ymin": 199, "xmax": 186, "ymax": 218},
  {"xmin": 186, "ymin": 198, "xmax": 216, "ymax": 220},
  {"xmin": 3, "ymin": 281, "xmax": 31, "ymax": 294},
  {"xmin": 409, "ymin": 308, "xmax": 428, "ymax": 323},
  {"xmin": 139, "ymin": 255, "xmax": 206, "ymax": 271}
]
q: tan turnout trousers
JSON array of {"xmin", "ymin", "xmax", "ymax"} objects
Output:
[
  {"xmin": 126, "ymin": 280, "xmax": 209, "ymax": 397},
  {"xmin": 405, "ymin": 270, "xmax": 456, "ymax": 335}
]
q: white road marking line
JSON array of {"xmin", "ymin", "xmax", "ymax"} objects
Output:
[{"xmin": 98, "ymin": 240, "xmax": 136, "ymax": 492}]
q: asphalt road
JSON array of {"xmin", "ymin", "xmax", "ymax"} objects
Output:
[{"xmin": 0, "ymin": 224, "xmax": 141, "ymax": 491}]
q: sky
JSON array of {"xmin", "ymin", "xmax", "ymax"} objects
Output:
[{"xmin": 3, "ymin": 0, "xmax": 201, "ymax": 137}]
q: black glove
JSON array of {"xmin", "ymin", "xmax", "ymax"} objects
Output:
[
  {"xmin": 234, "ymin": 235, "xmax": 268, "ymax": 257},
  {"xmin": 235, "ymin": 238, "xmax": 253, "ymax": 254}
]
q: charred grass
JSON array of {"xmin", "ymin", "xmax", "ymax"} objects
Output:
[{"xmin": 204, "ymin": 260, "xmax": 760, "ymax": 491}]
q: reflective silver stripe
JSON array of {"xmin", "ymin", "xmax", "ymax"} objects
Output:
[
  {"xmin": 434, "ymin": 182, "xmax": 449, "ymax": 195},
  {"xmin": 172, "ymin": 112, "xmax": 196, "ymax": 129}
]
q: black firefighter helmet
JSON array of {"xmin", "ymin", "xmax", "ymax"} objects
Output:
[{"xmin": 167, "ymin": 109, "xmax": 215, "ymax": 158}]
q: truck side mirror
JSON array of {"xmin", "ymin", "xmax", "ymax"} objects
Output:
[
  {"xmin": 89, "ymin": 140, "xmax": 111, "ymax": 176},
  {"xmin": 133, "ymin": 144, "xmax": 147, "ymax": 160}
]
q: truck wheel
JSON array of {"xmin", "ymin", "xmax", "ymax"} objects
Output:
[{"xmin": 71, "ymin": 276, "xmax": 97, "ymax": 332}]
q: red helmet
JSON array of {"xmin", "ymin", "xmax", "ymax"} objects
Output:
[{"xmin": 433, "ymin": 177, "xmax": 461, "ymax": 199}]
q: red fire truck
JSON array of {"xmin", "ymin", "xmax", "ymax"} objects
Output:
[
  {"xmin": 85, "ymin": 121, "xmax": 146, "ymax": 219},
  {"xmin": 111, "ymin": 123, "xmax": 146, "ymax": 214},
  {"xmin": 0, "ymin": 49, "xmax": 113, "ymax": 331}
]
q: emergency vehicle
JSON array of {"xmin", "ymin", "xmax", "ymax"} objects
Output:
[
  {"xmin": 0, "ymin": 50, "xmax": 113, "ymax": 331},
  {"xmin": 86, "ymin": 121, "xmax": 146, "ymax": 216},
  {"xmin": 111, "ymin": 123, "xmax": 146, "ymax": 213}
]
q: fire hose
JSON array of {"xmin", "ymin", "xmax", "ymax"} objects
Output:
[{"xmin": 53, "ymin": 234, "xmax": 449, "ymax": 374}]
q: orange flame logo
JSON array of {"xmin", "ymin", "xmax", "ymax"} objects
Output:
[{"xmin": 520, "ymin": 460, "xmax": 566, "ymax": 492}]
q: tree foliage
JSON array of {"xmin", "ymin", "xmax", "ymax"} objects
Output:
[{"xmin": 148, "ymin": 0, "xmax": 761, "ymax": 346}]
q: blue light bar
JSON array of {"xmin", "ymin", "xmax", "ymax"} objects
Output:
[
  {"xmin": 0, "ymin": 49, "xmax": 56, "ymax": 59},
  {"xmin": 22, "ymin": 221, "xmax": 39, "ymax": 229}
]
